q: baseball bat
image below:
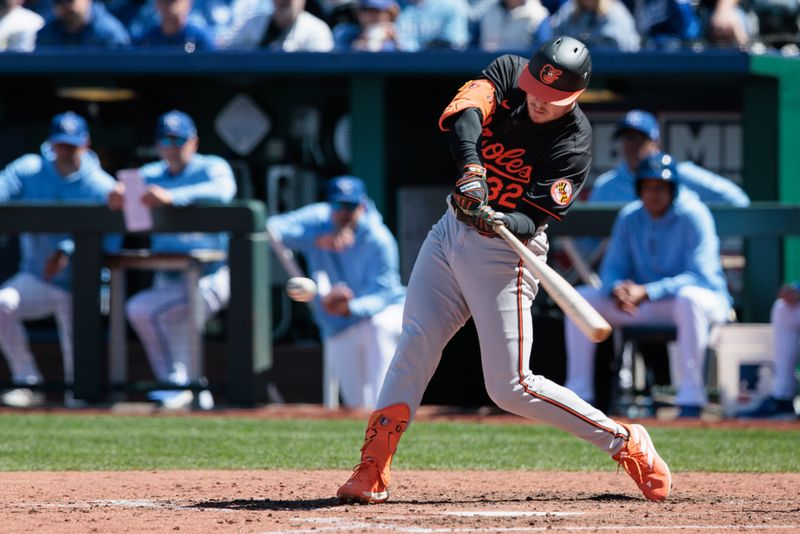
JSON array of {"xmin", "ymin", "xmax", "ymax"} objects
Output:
[
  {"xmin": 494, "ymin": 223, "xmax": 612, "ymax": 343},
  {"xmin": 265, "ymin": 225, "xmax": 306, "ymax": 279}
]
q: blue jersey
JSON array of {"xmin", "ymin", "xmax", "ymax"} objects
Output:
[
  {"xmin": 128, "ymin": 0, "xmax": 232, "ymax": 41},
  {"xmin": 395, "ymin": 0, "xmax": 470, "ymax": 51},
  {"xmin": 0, "ymin": 144, "xmax": 117, "ymax": 289},
  {"xmin": 633, "ymin": 0, "xmax": 701, "ymax": 47},
  {"xmin": 600, "ymin": 194, "xmax": 731, "ymax": 304},
  {"xmin": 133, "ymin": 20, "xmax": 217, "ymax": 50},
  {"xmin": 267, "ymin": 201, "xmax": 406, "ymax": 339},
  {"xmin": 36, "ymin": 2, "xmax": 130, "ymax": 47},
  {"xmin": 139, "ymin": 154, "xmax": 236, "ymax": 272}
]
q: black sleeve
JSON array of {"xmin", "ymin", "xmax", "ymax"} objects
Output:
[
  {"xmin": 504, "ymin": 211, "xmax": 537, "ymax": 240},
  {"xmin": 447, "ymin": 107, "xmax": 483, "ymax": 171},
  {"xmin": 524, "ymin": 149, "xmax": 592, "ymax": 226}
]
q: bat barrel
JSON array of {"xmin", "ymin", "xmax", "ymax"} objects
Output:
[{"xmin": 494, "ymin": 223, "xmax": 612, "ymax": 343}]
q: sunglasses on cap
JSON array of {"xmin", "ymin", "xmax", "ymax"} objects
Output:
[
  {"xmin": 333, "ymin": 201, "xmax": 360, "ymax": 211},
  {"xmin": 157, "ymin": 135, "xmax": 188, "ymax": 147}
]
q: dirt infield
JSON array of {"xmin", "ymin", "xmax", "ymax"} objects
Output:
[
  {"xmin": 2, "ymin": 405, "xmax": 799, "ymax": 533},
  {"xmin": 1, "ymin": 470, "xmax": 799, "ymax": 533}
]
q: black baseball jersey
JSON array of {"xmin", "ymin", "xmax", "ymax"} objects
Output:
[{"xmin": 442, "ymin": 54, "xmax": 593, "ymax": 228}]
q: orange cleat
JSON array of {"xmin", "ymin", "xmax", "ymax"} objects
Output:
[
  {"xmin": 337, "ymin": 403, "xmax": 410, "ymax": 504},
  {"xmin": 613, "ymin": 423, "xmax": 672, "ymax": 502}
]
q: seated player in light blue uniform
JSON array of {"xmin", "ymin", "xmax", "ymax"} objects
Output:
[
  {"xmin": 108, "ymin": 110, "xmax": 236, "ymax": 409},
  {"xmin": 0, "ymin": 112, "xmax": 117, "ymax": 407},
  {"xmin": 564, "ymin": 153, "xmax": 732, "ymax": 418},
  {"xmin": 267, "ymin": 176, "xmax": 406, "ymax": 409}
]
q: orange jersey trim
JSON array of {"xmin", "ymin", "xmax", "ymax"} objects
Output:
[
  {"xmin": 439, "ymin": 79, "xmax": 497, "ymax": 132},
  {"xmin": 513, "ymin": 257, "xmax": 624, "ymax": 439},
  {"xmin": 521, "ymin": 196, "xmax": 562, "ymax": 221}
]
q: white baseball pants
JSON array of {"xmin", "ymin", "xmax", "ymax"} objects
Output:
[
  {"xmin": 324, "ymin": 302, "xmax": 403, "ymax": 409},
  {"xmin": 0, "ymin": 272, "xmax": 73, "ymax": 385},
  {"xmin": 565, "ymin": 285, "xmax": 730, "ymax": 407},
  {"xmin": 125, "ymin": 268, "xmax": 229, "ymax": 385},
  {"xmin": 377, "ymin": 208, "xmax": 628, "ymax": 455},
  {"xmin": 771, "ymin": 299, "xmax": 800, "ymax": 400}
]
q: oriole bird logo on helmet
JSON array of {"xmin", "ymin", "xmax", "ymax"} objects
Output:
[{"xmin": 539, "ymin": 64, "xmax": 563, "ymax": 85}]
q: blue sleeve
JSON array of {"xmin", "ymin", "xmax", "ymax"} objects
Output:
[
  {"xmin": 0, "ymin": 158, "xmax": 26, "ymax": 201},
  {"xmin": 265, "ymin": 204, "xmax": 328, "ymax": 252},
  {"xmin": 86, "ymin": 169, "xmax": 117, "ymax": 201},
  {"xmin": 168, "ymin": 160, "xmax": 237, "ymax": 206},
  {"xmin": 332, "ymin": 23, "xmax": 358, "ymax": 50},
  {"xmin": 103, "ymin": 15, "xmax": 132, "ymax": 46},
  {"xmin": 675, "ymin": 0, "xmax": 701, "ymax": 40},
  {"xmin": 587, "ymin": 171, "xmax": 624, "ymax": 203},
  {"xmin": 533, "ymin": 16, "xmax": 552, "ymax": 44},
  {"xmin": 599, "ymin": 210, "xmax": 635, "ymax": 293},
  {"xmin": 192, "ymin": 25, "xmax": 218, "ymax": 49},
  {"xmin": 678, "ymin": 162, "xmax": 750, "ymax": 207},
  {"xmin": 347, "ymin": 230, "xmax": 404, "ymax": 319},
  {"xmin": 644, "ymin": 208, "xmax": 720, "ymax": 300},
  {"xmin": 114, "ymin": 25, "xmax": 132, "ymax": 46}
]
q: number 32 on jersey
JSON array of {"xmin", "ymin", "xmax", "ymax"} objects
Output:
[{"xmin": 486, "ymin": 176, "xmax": 524, "ymax": 209}]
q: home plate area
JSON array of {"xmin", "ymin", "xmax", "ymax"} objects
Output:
[{"xmin": 0, "ymin": 470, "xmax": 798, "ymax": 533}]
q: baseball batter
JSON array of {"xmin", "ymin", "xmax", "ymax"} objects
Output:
[{"xmin": 337, "ymin": 36, "xmax": 671, "ymax": 505}]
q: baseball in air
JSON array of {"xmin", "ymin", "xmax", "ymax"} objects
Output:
[{"xmin": 286, "ymin": 277, "xmax": 317, "ymax": 302}]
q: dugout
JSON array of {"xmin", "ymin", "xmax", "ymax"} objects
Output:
[{"xmin": 0, "ymin": 50, "xmax": 798, "ymax": 406}]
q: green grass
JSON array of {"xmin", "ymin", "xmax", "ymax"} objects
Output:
[{"xmin": 0, "ymin": 413, "xmax": 797, "ymax": 472}]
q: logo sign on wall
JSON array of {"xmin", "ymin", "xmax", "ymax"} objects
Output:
[
  {"xmin": 660, "ymin": 113, "xmax": 742, "ymax": 184},
  {"xmin": 588, "ymin": 112, "xmax": 743, "ymax": 185}
]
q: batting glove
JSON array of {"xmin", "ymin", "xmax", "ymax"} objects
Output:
[{"xmin": 451, "ymin": 164, "xmax": 488, "ymax": 216}]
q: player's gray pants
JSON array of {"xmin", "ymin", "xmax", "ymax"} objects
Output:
[
  {"xmin": 125, "ymin": 268, "xmax": 229, "ymax": 385},
  {"xmin": 565, "ymin": 285, "xmax": 729, "ymax": 407},
  {"xmin": 377, "ymin": 208, "xmax": 627, "ymax": 455},
  {"xmin": 0, "ymin": 272, "xmax": 73, "ymax": 385}
]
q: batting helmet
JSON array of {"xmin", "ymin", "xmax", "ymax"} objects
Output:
[
  {"xmin": 635, "ymin": 152, "xmax": 679, "ymax": 199},
  {"xmin": 517, "ymin": 36, "xmax": 592, "ymax": 106}
]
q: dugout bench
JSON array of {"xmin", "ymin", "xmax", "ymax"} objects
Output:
[{"xmin": 0, "ymin": 202, "xmax": 798, "ymax": 407}]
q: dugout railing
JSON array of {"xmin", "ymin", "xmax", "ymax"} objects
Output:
[
  {"xmin": 0, "ymin": 201, "xmax": 797, "ymax": 405},
  {"xmin": 0, "ymin": 201, "xmax": 270, "ymax": 404}
]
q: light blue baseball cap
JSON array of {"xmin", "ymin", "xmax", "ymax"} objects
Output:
[
  {"xmin": 327, "ymin": 175, "xmax": 367, "ymax": 205},
  {"xmin": 48, "ymin": 111, "xmax": 90, "ymax": 146},
  {"xmin": 155, "ymin": 110, "xmax": 197, "ymax": 139},
  {"xmin": 614, "ymin": 110, "xmax": 660, "ymax": 142}
]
